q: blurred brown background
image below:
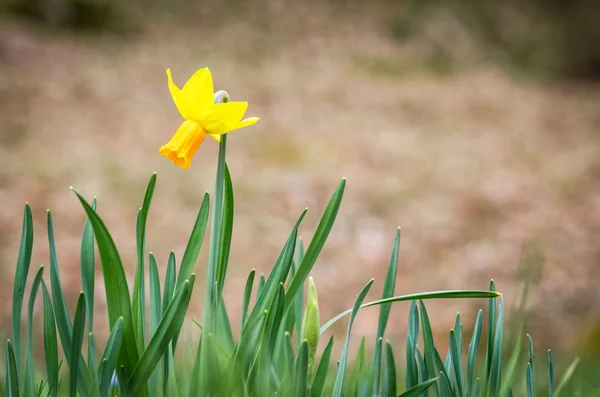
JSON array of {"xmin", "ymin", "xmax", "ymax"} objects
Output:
[{"xmin": 1, "ymin": 0, "xmax": 599, "ymax": 370}]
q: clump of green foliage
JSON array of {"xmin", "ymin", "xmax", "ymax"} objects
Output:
[{"xmin": 3, "ymin": 135, "xmax": 580, "ymax": 396}]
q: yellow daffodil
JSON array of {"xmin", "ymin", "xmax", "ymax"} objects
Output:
[{"xmin": 159, "ymin": 68, "xmax": 259, "ymax": 168}]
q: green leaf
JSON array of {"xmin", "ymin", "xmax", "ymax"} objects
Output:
[
  {"xmin": 98, "ymin": 318, "xmax": 124, "ymax": 397},
  {"xmin": 320, "ymin": 290, "xmax": 499, "ymax": 335},
  {"xmin": 450, "ymin": 329, "xmax": 464, "ymax": 397},
  {"xmin": 128, "ymin": 275, "xmax": 195, "ymax": 395},
  {"xmin": 377, "ymin": 228, "xmax": 401, "ymax": 340},
  {"xmin": 484, "ymin": 280, "xmax": 496, "ymax": 388},
  {"xmin": 294, "ymin": 341, "xmax": 309, "ymax": 397},
  {"xmin": 176, "ymin": 192, "xmax": 209, "ymax": 290},
  {"xmin": 489, "ymin": 295, "xmax": 504, "ymax": 397},
  {"xmin": 12, "ymin": 203, "xmax": 33, "ymax": 373},
  {"xmin": 384, "ymin": 341, "xmax": 397, "ymax": 397},
  {"xmin": 163, "ymin": 252, "xmax": 177, "ymax": 315},
  {"xmin": 240, "ymin": 269, "xmax": 256, "ymax": 335},
  {"xmin": 373, "ymin": 228, "xmax": 401, "ymax": 395},
  {"xmin": 331, "ymin": 279, "xmax": 374, "ymax": 397},
  {"xmin": 148, "ymin": 254, "xmax": 161, "ymax": 397},
  {"xmin": 70, "ymin": 294, "xmax": 87, "ymax": 397},
  {"xmin": 466, "ymin": 310, "xmax": 482, "ymax": 396},
  {"xmin": 293, "ymin": 238, "xmax": 305, "ymax": 347},
  {"xmin": 24, "ymin": 266, "xmax": 44, "ymax": 397},
  {"xmin": 419, "ymin": 301, "xmax": 439, "ymax": 397},
  {"xmin": 72, "ymin": 188, "xmax": 139, "ymax": 375},
  {"xmin": 81, "ymin": 198, "xmax": 96, "ymax": 330},
  {"xmin": 439, "ymin": 371, "xmax": 453, "ymax": 397},
  {"xmin": 6, "ymin": 340, "xmax": 20, "ymax": 397},
  {"xmin": 499, "ymin": 332, "xmax": 522, "ymax": 397},
  {"xmin": 554, "ymin": 357, "xmax": 580, "ymax": 397},
  {"xmin": 397, "ymin": 377, "xmax": 439, "ymax": 397},
  {"xmin": 526, "ymin": 363, "xmax": 534, "ymax": 397},
  {"xmin": 81, "ymin": 198, "xmax": 98, "ymax": 380},
  {"xmin": 372, "ymin": 337, "xmax": 384, "ymax": 395},
  {"xmin": 406, "ymin": 301, "xmax": 419, "ymax": 389},
  {"xmin": 548, "ymin": 350, "xmax": 555, "ymax": 397},
  {"xmin": 250, "ymin": 210, "xmax": 306, "ymax": 327},
  {"xmin": 216, "ymin": 164, "xmax": 234, "ymax": 296},
  {"xmin": 41, "ymin": 281, "xmax": 59, "ymax": 397},
  {"xmin": 133, "ymin": 173, "xmax": 156, "ymax": 358},
  {"xmin": 311, "ymin": 336, "xmax": 333, "ymax": 397},
  {"xmin": 286, "ymin": 178, "xmax": 346, "ymax": 307}
]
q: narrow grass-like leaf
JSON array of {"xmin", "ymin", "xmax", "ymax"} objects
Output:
[
  {"xmin": 293, "ymin": 238, "xmax": 305, "ymax": 347},
  {"xmin": 311, "ymin": 336, "xmax": 333, "ymax": 397},
  {"xmin": 294, "ymin": 341, "xmax": 309, "ymax": 396},
  {"xmin": 148, "ymin": 254, "xmax": 161, "ymax": 397},
  {"xmin": 257, "ymin": 275, "xmax": 266, "ymax": 301},
  {"xmin": 320, "ymin": 290, "xmax": 499, "ymax": 335},
  {"xmin": 548, "ymin": 350, "xmax": 555, "ymax": 397},
  {"xmin": 420, "ymin": 301, "xmax": 439, "ymax": 397},
  {"xmin": 177, "ymin": 192, "xmax": 210, "ymax": 289},
  {"xmin": 372, "ymin": 228, "xmax": 401, "ymax": 395},
  {"xmin": 406, "ymin": 301, "xmax": 419, "ymax": 389},
  {"xmin": 450, "ymin": 329, "xmax": 464, "ymax": 397},
  {"xmin": 372, "ymin": 337, "xmax": 384, "ymax": 395},
  {"xmin": 554, "ymin": 357, "xmax": 580, "ymax": 397},
  {"xmin": 165, "ymin": 344, "xmax": 179, "ymax": 397},
  {"xmin": 416, "ymin": 346, "xmax": 426, "ymax": 384},
  {"xmin": 484, "ymin": 280, "xmax": 497, "ymax": 387},
  {"xmin": 499, "ymin": 333, "xmax": 522, "ymax": 397},
  {"xmin": 128, "ymin": 275, "xmax": 195, "ymax": 395},
  {"xmin": 81, "ymin": 199, "xmax": 99, "ymax": 381},
  {"xmin": 117, "ymin": 366, "xmax": 129, "ymax": 397},
  {"xmin": 286, "ymin": 178, "xmax": 346, "ymax": 307},
  {"xmin": 98, "ymin": 318, "xmax": 124, "ymax": 396},
  {"xmin": 526, "ymin": 363, "xmax": 534, "ymax": 397},
  {"xmin": 80, "ymin": 198, "xmax": 98, "ymax": 384},
  {"xmin": 240, "ymin": 269, "xmax": 256, "ymax": 335},
  {"xmin": 70, "ymin": 294, "xmax": 87, "ymax": 397},
  {"xmin": 331, "ymin": 279, "xmax": 374, "ymax": 397},
  {"xmin": 489, "ymin": 295, "xmax": 504, "ymax": 396},
  {"xmin": 163, "ymin": 252, "xmax": 176, "ymax": 314},
  {"xmin": 466, "ymin": 310, "xmax": 482, "ymax": 396},
  {"xmin": 384, "ymin": 341, "xmax": 397, "ymax": 397},
  {"xmin": 41, "ymin": 281, "xmax": 59, "ymax": 397},
  {"xmin": 377, "ymin": 228, "xmax": 401, "ymax": 340},
  {"xmin": 397, "ymin": 377, "xmax": 439, "ymax": 397},
  {"xmin": 216, "ymin": 164, "xmax": 234, "ymax": 296},
  {"xmin": 12, "ymin": 203, "xmax": 33, "ymax": 373},
  {"xmin": 7, "ymin": 340, "xmax": 20, "ymax": 397},
  {"xmin": 473, "ymin": 378, "xmax": 480, "ymax": 397},
  {"xmin": 24, "ymin": 266, "xmax": 44, "ymax": 397},
  {"xmin": 81, "ymin": 198, "xmax": 96, "ymax": 329},
  {"xmin": 250, "ymin": 210, "xmax": 306, "ymax": 327},
  {"xmin": 72, "ymin": 189, "xmax": 139, "ymax": 374},
  {"xmin": 439, "ymin": 371, "xmax": 453, "ymax": 397},
  {"xmin": 132, "ymin": 174, "xmax": 156, "ymax": 357}
]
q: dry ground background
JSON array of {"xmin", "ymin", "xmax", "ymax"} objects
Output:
[{"xmin": 1, "ymin": 0, "xmax": 600, "ymax": 368}]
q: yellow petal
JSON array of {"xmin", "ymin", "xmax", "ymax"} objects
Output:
[
  {"xmin": 181, "ymin": 68, "xmax": 214, "ymax": 113},
  {"xmin": 167, "ymin": 69, "xmax": 194, "ymax": 120},
  {"xmin": 159, "ymin": 120, "xmax": 206, "ymax": 169},
  {"xmin": 200, "ymin": 102, "xmax": 250, "ymax": 135}
]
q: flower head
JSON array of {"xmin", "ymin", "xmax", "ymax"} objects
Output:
[{"xmin": 159, "ymin": 68, "xmax": 259, "ymax": 168}]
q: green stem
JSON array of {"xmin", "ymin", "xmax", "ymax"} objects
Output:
[{"xmin": 196, "ymin": 94, "xmax": 229, "ymax": 396}]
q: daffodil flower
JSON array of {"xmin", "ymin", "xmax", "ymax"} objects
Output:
[{"xmin": 159, "ymin": 68, "xmax": 259, "ymax": 168}]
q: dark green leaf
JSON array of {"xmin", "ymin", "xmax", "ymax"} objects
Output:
[
  {"xmin": 286, "ymin": 178, "xmax": 346, "ymax": 307},
  {"xmin": 12, "ymin": 203, "xmax": 33, "ymax": 373},
  {"xmin": 331, "ymin": 279, "xmax": 374, "ymax": 397},
  {"xmin": 70, "ymin": 294, "xmax": 87, "ymax": 397}
]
